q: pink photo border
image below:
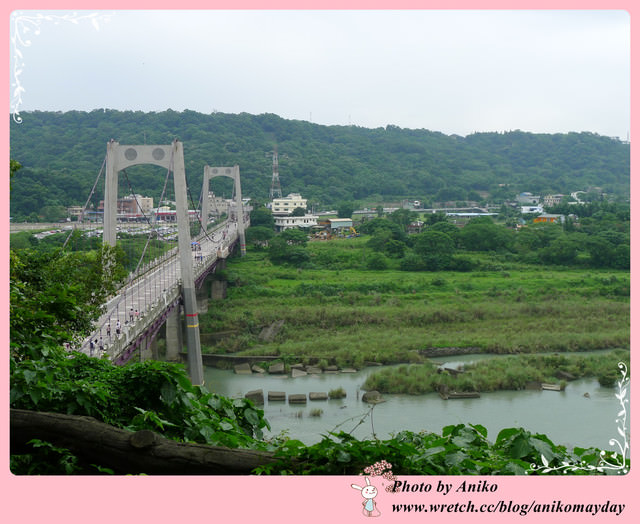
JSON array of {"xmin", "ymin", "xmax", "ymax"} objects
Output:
[{"xmin": 2, "ymin": 1, "xmax": 636, "ymax": 522}]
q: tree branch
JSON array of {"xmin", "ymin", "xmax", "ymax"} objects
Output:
[{"xmin": 10, "ymin": 408, "xmax": 280, "ymax": 475}]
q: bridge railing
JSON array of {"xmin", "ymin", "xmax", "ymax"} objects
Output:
[
  {"xmin": 109, "ymin": 281, "xmax": 182, "ymax": 363},
  {"xmin": 78, "ymin": 217, "xmax": 245, "ymax": 359}
]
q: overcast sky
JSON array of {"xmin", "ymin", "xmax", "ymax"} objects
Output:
[{"xmin": 10, "ymin": 9, "xmax": 631, "ymax": 138}]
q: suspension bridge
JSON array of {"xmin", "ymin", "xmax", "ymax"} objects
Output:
[{"xmin": 66, "ymin": 140, "xmax": 248, "ymax": 385}]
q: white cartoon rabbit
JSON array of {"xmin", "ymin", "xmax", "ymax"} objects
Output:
[{"xmin": 351, "ymin": 476, "xmax": 381, "ymax": 517}]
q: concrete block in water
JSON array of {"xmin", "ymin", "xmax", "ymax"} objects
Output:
[
  {"xmin": 234, "ymin": 362, "xmax": 252, "ymax": 375},
  {"xmin": 268, "ymin": 362, "xmax": 285, "ymax": 374},
  {"xmin": 245, "ymin": 389, "xmax": 264, "ymax": 405},
  {"xmin": 268, "ymin": 391, "xmax": 286, "ymax": 401},
  {"xmin": 309, "ymin": 392, "xmax": 328, "ymax": 401},
  {"xmin": 288, "ymin": 394, "xmax": 307, "ymax": 404}
]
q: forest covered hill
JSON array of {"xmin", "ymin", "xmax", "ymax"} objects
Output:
[{"xmin": 9, "ymin": 109, "xmax": 630, "ymax": 220}]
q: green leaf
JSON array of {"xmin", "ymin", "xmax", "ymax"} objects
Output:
[
  {"xmin": 336, "ymin": 449, "xmax": 352, "ymax": 463},
  {"xmin": 470, "ymin": 423, "xmax": 488, "ymax": 438},
  {"xmin": 28, "ymin": 389, "xmax": 42, "ymax": 405},
  {"xmin": 220, "ymin": 421, "xmax": 234, "ymax": 431},
  {"xmin": 417, "ymin": 446, "xmax": 446, "ymax": 458},
  {"xmin": 495, "ymin": 427, "xmax": 520, "ymax": 444},
  {"xmin": 199, "ymin": 424, "xmax": 215, "ymax": 442},
  {"xmin": 530, "ymin": 438, "xmax": 556, "ymax": 463},
  {"xmin": 9, "ymin": 387, "xmax": 24, "ymax": 404},
  {"xmin": 243, "ymin": 408, "xmax": 260, "ymax": 427},
  {"xmin": 509, "ymin": 435, "xmax": 533, "ymax": 459},
  {"xmin": 22, "ymin": 369, "xmax": 36, "ymax": 384},
  {"xmin": 160, "ymin": 381, "xmax": 177, "ymax": 405}
]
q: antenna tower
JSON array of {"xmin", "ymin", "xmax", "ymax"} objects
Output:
[{"xmin": 270, "ymin": 145, "xmax": 283, "ymax": 200}]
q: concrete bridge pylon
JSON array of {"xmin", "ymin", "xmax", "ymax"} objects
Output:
[
  {"xmin": 201, "ymin": 165, "xmax": 246, "ymax": 257},
  {"xmin": 104, "ymin": 140, "xmax": 204, "ymax": 385}
]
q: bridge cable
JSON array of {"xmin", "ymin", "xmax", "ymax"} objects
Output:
[
  {"xmin": 62, "ymin": 154, "xmax": 107, "ymax": 250},
  {"xmin": 119, "ymin": 155, "xmax": 174, "ymax": 324},
  {"xmin": 84, "ymin": 152, "xmax": 175, "ymax": 356},
  {"xmin": 186, "ymin": 181, "xmax": 219, "ymax": 246}
]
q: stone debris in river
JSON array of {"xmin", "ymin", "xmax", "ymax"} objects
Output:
[
  {"xmin": 268, "ymin": 391, "xmax": 286, "ymax": 401},
  {"xmin": 244, "ymin": 389, "xmax": 264, "ymax": 405},
  {"xmin": 234, "ymin": 362, "xmax": 252, "ymax": 375}
]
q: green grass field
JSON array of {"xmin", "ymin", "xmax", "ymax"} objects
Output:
[{"xmin": 198, "ymin": 239, "xmax": 629, "ymax": 369}]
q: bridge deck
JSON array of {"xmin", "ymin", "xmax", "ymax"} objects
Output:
[{"xmin": 77, "ymin": 220, "xmax": 240, "ymax": 362}]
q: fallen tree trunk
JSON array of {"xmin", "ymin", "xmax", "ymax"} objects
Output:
[{"xmin": 10, "ymin": 409, "xmax": 281, "ymax": 475}]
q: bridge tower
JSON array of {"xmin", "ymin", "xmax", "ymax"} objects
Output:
[
  {"xmin": 104, "ymin": 140, "xmax": 204, "ymax": 385},
  {"xmin": 201, "ymin": 165, "xmax": 246, "ymax": 256}
]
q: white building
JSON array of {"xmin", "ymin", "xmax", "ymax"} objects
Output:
[
  {"xmin": 137, "ymin": 195, "xmax": 154, "ymax": 215},
  {"xmin": 271, "ymin": 193, "xmax": 307, "ymax": 215},
  {"xmin": 521, "ymin": 205, "xmax": 544, "ymax": 214},
  {"xmin": 516, "ymin": 192, "xmax": 540, "ymax": 205},
  {"xmin": 274, "ymin": 214, "xmax": 318, "ymax": 232}
]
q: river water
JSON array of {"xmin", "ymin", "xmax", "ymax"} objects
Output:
[{"xmin": 203, "ymin": 353, "xmax": 629, "ymax": 452}]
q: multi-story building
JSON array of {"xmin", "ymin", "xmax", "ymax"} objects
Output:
[
  {"xmin": 533, "ymin": 213, "xmax": 565, "ymax": 224},
  {"xmin": 270, "ymin": 193, "xmax": 307, "ymax": 215},
  {"xmin": 205, "ymin": 193, "xmax": 231, "ymax": 216},
  {"xmin": 543, "ymin": 194, "xmax": 564, "ymax": 207},
  {"xmin": 67, "ymin": 206, "xmax": 85, "ymax": 219},
  {"xmin": 98, "ymin": 194, "xmax": 154, "ymax": 220}
]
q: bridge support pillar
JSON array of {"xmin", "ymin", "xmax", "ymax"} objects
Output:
[
  {"xmin": 196, "ymin": 284, "xmax": 209, "ymax": 314},
  {"xmin": 165, "ymin": 306, "xmax": 183, "ymax": 362},
  {"xmin": 139, "ymin": 334, "xmax": 158, "ymax": 362},
  {"xmin": 197, "ymin": 298, "xmax": 209, "ymax": 314},
  {"xmin": 211, "ymin": 280, "xmax": 227, "ymax": 300}
]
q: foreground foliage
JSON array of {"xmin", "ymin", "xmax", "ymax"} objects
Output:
[
  {"xmin": 257, "ymin": 423, "xmax": 628, "ymax": 475},
  {"xmin": 10, "ymin": 245, "xmax": 270, "ymax": 473},
  {"xmin": 11, "ymin": 354, "xmax": 270, "ymax": 451},
  {"xmin": 10, "ymin": 247, "xmax": 126, "ymax": 358}
]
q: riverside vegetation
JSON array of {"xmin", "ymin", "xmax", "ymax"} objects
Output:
[
  {"xmin": 10, "ymin": 238, "xmax": 630, "ymax": 475},
  {"xmin": 199, "ymin": 204, "xmax": 629, "ymax": 393}
]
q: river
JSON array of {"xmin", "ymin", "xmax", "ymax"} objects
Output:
[{"xmin": 203, "ymin": 352, "xmax": 629, "ymax": 452}]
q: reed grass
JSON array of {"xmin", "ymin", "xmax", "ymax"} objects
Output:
[{"xmin": 362, "ymin": 349, "xmax": 630, "ymax": 395}]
